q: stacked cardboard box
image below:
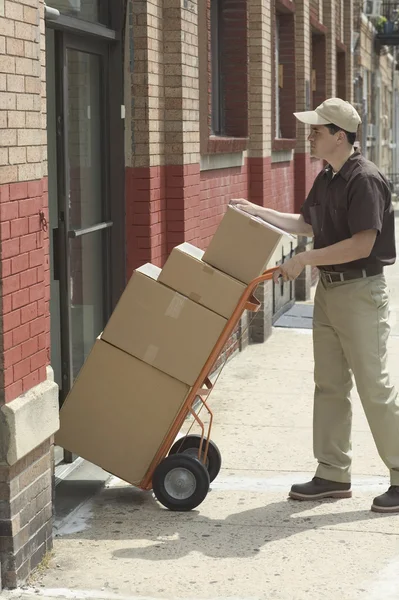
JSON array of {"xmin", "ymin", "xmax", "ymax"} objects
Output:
[
  {"xmin": 158, "ymin": 243, "xmax": 247, "ymax": 319},
  {"xmin": 57, "ymin": 204, "xmax": 291, "ymax": 486},
  {"xmin": 203, "ymin": 205, "xmax": 289, "ymax": 284},
  {"xmin": 56, "ymin": 339, "xmax": 191, "ymax": 486},
  {"xmin": 101, "ymin": 263, "xmax": 227, "ymax": 386}
]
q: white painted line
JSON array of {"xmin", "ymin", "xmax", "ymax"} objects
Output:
[
  {"xmin": 210, "ymin": 474, "xmax": 388, "ymax": 493},
  {"xmin": 105, "ymin": 472, "xmax": 389, "ymax": 493},
  {"xmin": 7, "ymin": 591, "xmax": 259, "ymax": 600}
]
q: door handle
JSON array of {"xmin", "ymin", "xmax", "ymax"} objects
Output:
[{"xmin": 68, "ymin": 221, "xmax": 113, "ymax": 238}]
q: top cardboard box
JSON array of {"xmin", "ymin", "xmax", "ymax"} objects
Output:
[
  {"xmin": 203, "ymin": 205, "xmax": 294, "ymax": 284},
  {"xmin": 158, "ymin": 242, "xmax": 247, "ymax": 319},
  {"xmin": 102, "ymin": 263, "xmax": 227, "ymax": 386}
]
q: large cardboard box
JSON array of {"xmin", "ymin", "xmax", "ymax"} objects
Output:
[
  {"xmin": 158, "ymin": 242, "xmax": 247, "ymax": 319},
  {"xmin": 203, "ymin": 205, "xmax": 293, "ymax": 284},
  {"xmin": 102, "ymin": 264, "xmax": 227, "ymax": 386},
  {"xmin": 55, "ymin": 339, "xmax": 190, "ymax": 486}
]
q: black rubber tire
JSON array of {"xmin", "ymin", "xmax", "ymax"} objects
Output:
[
  {"xmin": 168, "ymin": 435, "xmax": 222, "ymax": 482},
  {"xmin": 152, "ymin": 454, "xmax": 210, "ymax": 511}
]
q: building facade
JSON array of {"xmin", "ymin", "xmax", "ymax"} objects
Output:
[{"xmin": 0, "ymin": 0, "xmax": 396, "ymax": 588}]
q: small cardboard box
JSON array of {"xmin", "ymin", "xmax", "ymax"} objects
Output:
[
  {"xmin": 55, "ymin": 339, "xmax": 190, "ymax": 486},
  {"xmin": 158, "ymin": 242, "xmax": 247, "ymax": 319},
  {"xmin": 102, "ymin": 264, "xmax": 227, "ymax": 386},
  {"xmin": 203, "ymin": 205, "xmax": 293, "ymax": 284}
]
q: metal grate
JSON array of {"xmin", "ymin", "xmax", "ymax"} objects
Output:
[{"xmin": 380, "ymin": 2, "xmax": 399, "ymax": 27}]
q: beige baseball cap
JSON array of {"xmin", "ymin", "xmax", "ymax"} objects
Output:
[{"xmin": 294, "ymin": 98, "xmax": 362, "ymax": 133}]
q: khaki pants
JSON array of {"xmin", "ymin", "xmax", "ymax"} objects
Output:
[{"xmin": 313, "ymin": 273, "xmax": 399, "ymax": 485}]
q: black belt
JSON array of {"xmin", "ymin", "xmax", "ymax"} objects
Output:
[{"xmin": 319, "ymin": 265, "xmax": 383, "ymax": 283}]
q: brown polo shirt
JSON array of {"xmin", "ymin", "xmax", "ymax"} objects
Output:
[{"xmin": 301, "ymin": 151, "xmax": 396, "ymax": 271}]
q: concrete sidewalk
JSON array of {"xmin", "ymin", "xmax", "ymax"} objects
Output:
[{"xmin": 4, "ymin": 221, "xmax": 399, "ymax": 600}]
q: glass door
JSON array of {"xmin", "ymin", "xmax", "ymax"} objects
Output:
[{"xmin": 55, "ymin": 34, "xmax": 112, "ymax": 400}]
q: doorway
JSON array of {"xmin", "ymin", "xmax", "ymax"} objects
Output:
[{"xmin": 45, "ymin": 5, "xmax": 125, "ymax": 464}]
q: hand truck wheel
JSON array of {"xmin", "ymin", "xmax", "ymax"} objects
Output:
[
  {"xmin": 152, "ymin": 454, "xmax": 210, "ymax": 511},
  {"xmin": 168, "ymin": 434, "xmax": 222, "ymax": 482}
]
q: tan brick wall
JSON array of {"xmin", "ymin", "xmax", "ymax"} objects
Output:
[
  {"xmin": 344, "ymin": 0, "xmax": 354, "ymax": 103},
  {"xmin": 295, "ymin": 0, "xmax": 311, "ymax": 154},
  {"xmin": 359, "ymin": 16, "xmax": 374, "ymax": 72},
  {"xmin": 126, "ymin": 0, "xmax": 200, "ymax": 169},
  {"xmin": 247, "ymin": 0, "xmax": 272, "ymax": 158},
  {"xmin": 127, "ymin": 0, "xmax": 164, "ymax": 169},
  {"xmin": 0, "ymin": 0, "xmax": 46, "ymax": 185},
  {"xmin": 163, "ymin": 0, "xmax": 200, "ymax": 166},
  {"xmin": 324, "ymin": 0, "xmax": 336, "ymax": 97},
  {"xmin": 127, "ymin": 0, "xmax": 354, "ymax": 175},
  {"xmin": 310, "ymin": 0, "xmax": 320, "ymax": 22},
  {"xmin": 336, "ymin": 0, "xmax": 344, "ymax": 43}
]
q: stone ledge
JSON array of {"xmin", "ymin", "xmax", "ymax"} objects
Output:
[
  {"xmin": 200, "ymin": 152, "xmax": 244, "ymax": 171},
  {"xmin": 0, "ymin": 367, "xmax": 59, "ymax": 466}
]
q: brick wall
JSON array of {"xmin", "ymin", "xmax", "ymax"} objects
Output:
[
  {"xmin": 0, "ymin": 441, "xmax": 53, "ymax": 588},
  {"xmin": 125, "ymin": 0, "xmax": 165, "ymax": 274},
  {"xmin": 271, "ymin": 161, "xmax": 295, "ymax": 212},
  {"xmin": 344, "ymin": 0, "xmax": 353, "ymax": 103},
  {"xmin": 310, "ymin": 0, "xmax": 319, "ymax": 21},
  {"xmin": 0, "ymin": 0, "xmax": 49, "ymax": 405},
  {"xmin": 323, "ymin": 0, "xmax": 336, "ymax": 97},
  {"xmin": 126, "ymin": 0, "xmax": 346, "ymax": 294},
  {"xmin": 200, "ymin": 163, "xmax": 248, "ymax": 249},
  {"xmin": 0, "ymin": 179, "xmax": 48, "ymax": 402},
  {"xmin": 335, "ymin": 0, "xmax": 344, "ymax": 42},
  {"xmin": 0, "ymin": 0, "xmax": 54, "ymax": 589}
]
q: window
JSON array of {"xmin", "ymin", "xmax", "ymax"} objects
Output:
[
  {"xmin": 336, "ymin": 50, "xmax": 346, "ymax": 99},
  {"xmin": 209, "ymin": 0, "xmax": 248, "ymax": 140},
  {"xmin": 211, "ymin": 0, "xmax": 223, "ymax": 135},
  {"xmin": 273, "ymin": 7, "xmax": 296, "ymax": 142},
  {"xmin": 275, "ymin": 17, "xmax": 281, "ymax": 139},
  {"xmin": 312, "ymin": 32, "xmax": 326, "ymax": 108}
]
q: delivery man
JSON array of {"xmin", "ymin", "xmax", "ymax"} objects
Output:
[{"xmin": 231, "ymin": 97, "xmax": 399, "ymax": 513}]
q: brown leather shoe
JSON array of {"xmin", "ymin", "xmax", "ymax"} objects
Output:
[
  {"xmin": 371, "ymin": 486, "xmax": 399, "ymax": 513},
  {"xmin": 289, "ymin": 477, "xmax": 352, "ymax": 500}
]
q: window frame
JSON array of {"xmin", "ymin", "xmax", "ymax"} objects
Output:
[
  {"xmin": 210, "ymin": 0, "xmax": 224, "ymax": 136},
  {"xmin": 275, "ymin": 16, "xmax": 281, "ymax": 139}
]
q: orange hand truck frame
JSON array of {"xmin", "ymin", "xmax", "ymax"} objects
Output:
[{"xmin": 140, "ymin": 267, "xmax": 278, "ymax": 511}]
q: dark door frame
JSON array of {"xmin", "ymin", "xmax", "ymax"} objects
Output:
[
  {"xmin": 55, "ymin": 34, "xmax": 111, "ymax": 399},
  {"xmin": 47, "ymin": 2, "xmax": 126, "ymax": 404}
]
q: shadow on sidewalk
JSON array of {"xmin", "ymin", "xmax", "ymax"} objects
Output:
[{"xmin": 59, "ymin": 483, "xmax": 390, "ymax": 561}]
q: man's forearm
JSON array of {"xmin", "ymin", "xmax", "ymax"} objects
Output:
[
  {"xmin": 255, "ymin": 207, "xmax": 313, "ymax": 237},
  {"xmin": 299, "ymin": 232, "xmax": 376, "ymax": 268}
]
